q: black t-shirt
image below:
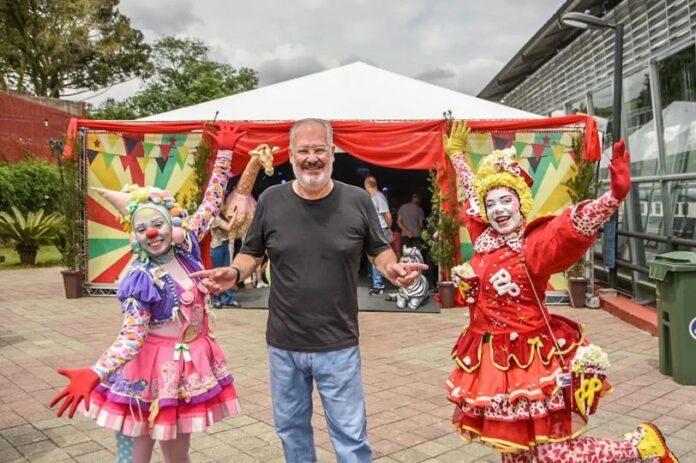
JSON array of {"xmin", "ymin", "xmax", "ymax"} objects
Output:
[{"xmin": 241, "ymin": 180, "xmax": 391, "ymax": 352}]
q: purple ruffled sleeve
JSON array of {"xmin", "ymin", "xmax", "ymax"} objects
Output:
[{"xmin": 116, "ymin": 267, "xmax": 162, "ymax": 312}]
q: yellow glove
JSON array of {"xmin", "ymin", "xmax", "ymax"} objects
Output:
[{"xmin": 442, "ymin": 120, "xmax": 470, "ymax": 156}]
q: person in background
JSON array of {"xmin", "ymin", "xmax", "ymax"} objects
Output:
[
  {"xmin": 364, "ymin": 175, "xmax": 392, "ymax": 295},
  {"xmin": 210, "ymin": 204, "xmax": 241, "ymax": 308},
  {"xmin": 192, "ymin": 118, "xmax": 427, "ymax": 463},
  {"xmin": 397, "ymin": 192, "xmax": 425, "ymax": 247}
]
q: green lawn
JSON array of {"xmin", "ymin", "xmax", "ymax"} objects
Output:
[{"xmin": 0, "ymin": 245, "xmax": 62, "ymax": 269}]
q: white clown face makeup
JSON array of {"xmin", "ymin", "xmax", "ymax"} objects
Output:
[
  {"xmin": 132, "ymin": 207, "xmax": 172, "ymax": 256},
  {"xmin": 485, "ymin": 187, "xmax": 522, "ymax": 235}
]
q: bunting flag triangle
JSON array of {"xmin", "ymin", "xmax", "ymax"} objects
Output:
[
  {"xmin": 550, "ymin": 144, "xmax": 567, "ymax": 167},
  {"xmin": 493, "ymin": 133, "xmax": 513, "ymax": 150},
  {"xmin": 527, "ymin": 155, "xmax": 542, "ymax": 173},
  {"xmin": 155, "ymin": 157, "xmax": 168, "ymax": 173},
  {"xmin": 119, "ymin": 154, "xmax": 132, "ymax": 171},
  {"xmin": 160, "ymin": 144, "xmax": 172, "ymax": 162},
  {"xmin": 513, "ymin": 141, "xmax": 528, "ymax": 156},
  {"xmin": 174, "ymin": 148, "xmax": 186, "ymax": 168},
  {"xmin": 468, "ymin": 152, "xmax": 484, "ymax": 171},
  {"xmin": 103, "ymin": 153, "xmax": 116, "ymax": 169},
  {"xmin": 468, "ymin": 133, "xmax": 492, "ymax": 155},
  {"xmin": 531, "ymin": 143, "xmax": 546, "ymax": 159},
  {"xmin": 137, "ymin": 157, "xmax": 148, "ymax": 172},
  {"xmin": 106, "ymin": 133, "xmax": 124, "ymax": 154},
  {"xmin": 86, "ymin": 149, "xmax": 99, "ymax": 165},
  {"xmin": 125, "ymin": 136, "xmax": 145, "ymax": 158},
  {"xmin": 143, "ymin": 142, "xmax": 156, "ymax": 158}
]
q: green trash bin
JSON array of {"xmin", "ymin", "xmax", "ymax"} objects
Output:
[{"xmin": 648, "ymin": 251, "xmax": 696, "ymax": 385}]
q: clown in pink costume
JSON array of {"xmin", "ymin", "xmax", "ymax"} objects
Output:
[
  {"xmin": 50, "ymin": 126, "xmax": 246, "ymax": 463},
  {"xmin": 443, "ymin": 121, "xmax": 679, "ymax": 463}
]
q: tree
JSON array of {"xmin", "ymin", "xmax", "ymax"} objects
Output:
[
  {"xmin": 0, "ymin": 0, "xmax": 150, "ymax": 97},
  {"xmin": 90, "ymin": 37, "xmax": 258, "ymax": 119}
]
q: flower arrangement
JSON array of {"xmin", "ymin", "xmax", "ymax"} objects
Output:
[
  {"xmin": 451, "ymin": 263, "xmax": 480, "ymax": 305},
  {"xmin": 569, "ymin": 344, "xmax": 610, "ymax": 417},
  {"xmin": 570, "ymin": 344, "xmax": 610, "ymax": 375}
]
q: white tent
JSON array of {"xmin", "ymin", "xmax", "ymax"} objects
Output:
[{"xmin": 140, "ymin": 62, "xmax": 540, "ymax": 122}]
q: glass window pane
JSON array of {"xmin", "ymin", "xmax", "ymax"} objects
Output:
[
  {"xmin": 624, "ymin": 70, "xmax": 658, "ymax": 177},
  {"xmin": 635, "ymin": 181, "xmax": 667, "ymax": 262},
  {"xmin": 670, "ymin": 179, "xmax": 696, "ymax": 251},
  {"xmin": 591, "ymin": 86, "xmax": 614, "ymax": 153},
  {"xmin": 657, "ymin": 46, "xmax": 696, "ymax": 174},
  {"xmin": 566, "ymin": 98, "xmax": 588, "ymax": 115}
]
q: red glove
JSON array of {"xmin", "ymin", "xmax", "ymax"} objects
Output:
[
  {"xmin": 609, "ymin": 139, "xmax": 631, "ymax": 201},
  {"xmin": 49, "ymin": 368, "xmax": 100, "ymax": 418},
  {"xmin": 205, "ymin": 124, "xmax": 246, "ymax": 151}
]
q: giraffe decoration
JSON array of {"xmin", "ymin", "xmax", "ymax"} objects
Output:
[{"xmin": 224, "ymin": 143, "xmax": 278, "ymax": 240}]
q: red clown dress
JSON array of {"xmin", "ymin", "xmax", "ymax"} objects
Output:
[{"xmin": 445, "ymin": 151, "xmax": 621, "ymax": 453}]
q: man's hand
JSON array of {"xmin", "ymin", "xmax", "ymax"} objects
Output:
[
  {"xmin": 204, "ymin": 124, "xmax": 246, "ymax": 151},
  {"xmin": 442, "ymin": 120, "xmax": 470, "ymax": 157},
  {"xmin": 384, "ymin": 262, "xmax": 428, "ymax": 288},
  {"xmin": 609, "ymin": 139, "xmax": 631, "ymax": 201},
  {"xmin": 49, "ymin": 368, "xmax": 100, "ymax": 418},
  {"xmin": 190, "ymin": 267, "xmax": 239, "ymax": 294}
]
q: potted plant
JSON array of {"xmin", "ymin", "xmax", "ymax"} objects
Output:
[
  {"xmin": 563, "ymin": 134, "xmax": 598, "ymax": 308},
  {"xmin": 52, "ymin": 140, "xmax": 85, "ymax": 298},
  {"xmin": 422, "ymin": 169, "xmax": 460, "ymax": 308},
  {"xmin": 0, "ymin": 207, "xmax": 62, "ymax": 265}
]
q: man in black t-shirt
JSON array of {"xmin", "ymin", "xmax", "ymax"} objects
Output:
[{"xmin": 193, "ymin": 118, "xmax": 427, "ymax": 463}]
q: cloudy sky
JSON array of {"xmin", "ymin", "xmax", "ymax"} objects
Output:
[{"xmin": 78, "ymin": 0, "xmax": 566, "ymax": 105}]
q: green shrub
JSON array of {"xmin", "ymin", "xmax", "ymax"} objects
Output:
[
  {"xmin": 0, "ymin": 207, "xmax": 63, "ymax": 264},
  {"xmin": 0, "ymin": 159, "xmax": 63, "ymax": 214}
]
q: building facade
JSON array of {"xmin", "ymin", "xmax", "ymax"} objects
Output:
[{"xmin": 479, "ymin": 0, "xmax": 696, "ymax": 302}]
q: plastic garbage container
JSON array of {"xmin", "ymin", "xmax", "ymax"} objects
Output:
[{"xmin": 648, "ymin": 251, "xmax": 696, "ymax": 385}]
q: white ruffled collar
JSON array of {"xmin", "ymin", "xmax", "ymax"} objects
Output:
[{"xmin": 473, "ymin": 226, "xmax": 524, "ymax": 254}]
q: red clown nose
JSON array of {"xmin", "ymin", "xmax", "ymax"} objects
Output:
[{"xmin": 145, "ymin": 228, "xmax": 158, "ymax": 239}]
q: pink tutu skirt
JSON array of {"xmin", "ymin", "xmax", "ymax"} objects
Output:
[{"xmin": 85, "ymin": 332, "xmax": 240, "ymax": 440}]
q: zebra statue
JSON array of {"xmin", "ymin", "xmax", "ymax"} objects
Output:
[{"xmin": 389, "ymin": 245, "xmax": 429, "ymax": 310}]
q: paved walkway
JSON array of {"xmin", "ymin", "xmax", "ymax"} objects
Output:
[{"xmin": 1, "ymin": 267, "xmax": 695, "ymax": 462}]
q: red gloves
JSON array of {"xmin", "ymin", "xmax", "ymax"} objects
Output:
[
  {"xmin": 49, "ymin": 368, "xmax": 100, "ymax": 418},
  {"xmin": 205, "ymin": 124, "xmax": 246, "ymax": 151},
  {"xmin": 609, "ymin": 139, "xmax": 631, "ymax": 201}
]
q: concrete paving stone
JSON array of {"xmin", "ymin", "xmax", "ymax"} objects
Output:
[
  {"xmin": 0, "ymin": 412, "xmax": 28, "ymax": 430},
  {"xmin": 372, "ymin": 438, "xmax": 406, "ymax": 457},
  {"xmin": 411, "ymin": 440, "xmax": 452, "ymax": 458},
  {"xmin": 43, "ymin": 425, "xmax": 91, "ymax": 447},
  {"xmin": 239, "ymin": 443, "xmax": 285, "ymax": 460},
  {"xmin": 387, "ymin": 447, "xmax": 432, "ymax": 463},
  {"xmin": 188, "ymin": 451, "xmax": 215, "ymax": 463},
  {"xmin": 61, "ymin": 441, "xmax": 106, "ymax": 458},
  {"xmin": 0, "ymin": 425, "xmax": 48, "ymax": 447},
  {"xmin": 73, "ymin": 449, "xmax": 115, "ymax": 462},
  {"xmin": 16, "ymin": 439, "xmax": 70, "ymax": 460}
]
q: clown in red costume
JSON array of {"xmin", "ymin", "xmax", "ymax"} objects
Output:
[
  {"xmin": 443, "ymin": 121, "xmax": 678, "ymax": 463},
  {"xmin": 49, "ymin": 126, "xmax": 247, "ymax": 463}
]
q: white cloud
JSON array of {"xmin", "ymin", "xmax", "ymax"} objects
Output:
[{"xmin": 74, "ymin": 0, "xmax": 565, "ymax": 105}]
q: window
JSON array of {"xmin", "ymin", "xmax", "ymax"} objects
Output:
[{"xmin": 656, "ymin": 46, "xmax": 696, "ymax": 174}]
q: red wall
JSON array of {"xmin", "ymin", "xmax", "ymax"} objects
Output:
[{"xmin": 0, "ymin": 92, "xmax": 82, "ymax": 163}]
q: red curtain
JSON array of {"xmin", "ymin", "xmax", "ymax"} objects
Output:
[{"xmin": 63, "ymin": 114, "xmax": 600, "ymax": 165}]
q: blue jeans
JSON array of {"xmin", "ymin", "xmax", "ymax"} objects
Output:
[
  {"xmin": 268, "ymin": 345, "xmax": 372, "ymax": 463},
  {"xmin": 210, "ymin": 242, "xmax": 237, "ymax": 303},
  {"xmin": 370, "ymin": 227, "xmax": 389, "ymax": 288}
]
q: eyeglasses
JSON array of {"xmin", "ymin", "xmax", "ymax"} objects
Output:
[{"xmin": 292, "ymin": 145, "xmax": 331, "ymax": 156}]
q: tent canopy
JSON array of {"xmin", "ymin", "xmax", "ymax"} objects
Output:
[{"xmin": 139, "ymin": 62, "xmax": 540, "ymax": 122}]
